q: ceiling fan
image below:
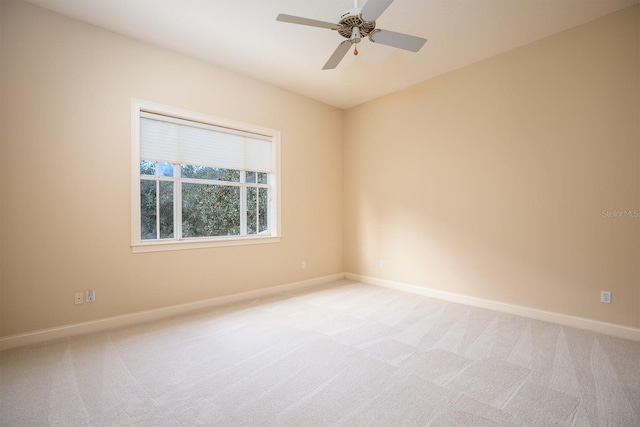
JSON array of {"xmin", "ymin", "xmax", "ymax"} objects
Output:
[{"xmin": 276, "ymin": 0, "xmax": 427, "ymax": 70}]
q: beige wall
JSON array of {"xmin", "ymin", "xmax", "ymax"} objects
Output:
[
  {"xmin": 0, "ymin": 1, "xmax": 344, "ymax": 336},
  {"xmin": 345, "ymin": 5, "xmax": 640, "ymax": 328}
]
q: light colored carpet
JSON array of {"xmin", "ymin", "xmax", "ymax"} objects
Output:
[{"xmin": 1, "ymin": 279, "xmax": 639, "ymax": 426}]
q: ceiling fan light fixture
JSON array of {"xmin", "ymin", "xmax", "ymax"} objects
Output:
[{"xmin": 351, "ymin": 26, "xmax": 362, "ymax": 44}]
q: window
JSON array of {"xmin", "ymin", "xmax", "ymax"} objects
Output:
[{"xmin": 131, "ymin": 100, "xmax": 280, "ymax": 252}]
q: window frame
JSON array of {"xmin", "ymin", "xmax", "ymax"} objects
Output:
[{"xmin": 131, "ymin": 99, "xmax": 281, "ymax": 253}]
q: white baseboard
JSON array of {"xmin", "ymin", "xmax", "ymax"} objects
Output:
[
  {"xmin": 346, "ymin": 273, "xmax": 640, "ymax": 342},
  {"xmin": 4, "ymin": 272, "xmax": 637, "ymax": 351},
  {"xmin": 0, "ymin": 273, "xmax": 346, "ymax": 351}
]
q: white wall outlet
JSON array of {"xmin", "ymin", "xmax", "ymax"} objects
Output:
[
  {"xmin": 74, "ymin": 292, "xmax": 84, "ymax": 305},
  {"xmin": 600, "ymin": 290, "xmax": 611, "ymax": 304},
  {"xmin": 379, "ymin": 260, "xmax": 385, "ymax": 269},
  {"xmin": 86, "ymin": 289, "xmax": 96, "ymax": 303},
  {"xmin": 301, "ymin": 261, "xmax": 306, "ymax": 269}
]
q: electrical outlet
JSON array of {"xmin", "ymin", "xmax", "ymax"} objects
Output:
[
  {"xmin": 379, "ymin": 260, "xmax": 385, "ymax": 269},
  {"xmin": 301, "ymin": 261, "xmax": 307, "ymax": 269},
  {"xmin": 74, "ymin": 292, "xmax": 84, "ymax": 305},
  {"xmin": 86, "ymin": 290, "xmax": 96, "ymax": 303},
  {"xmin": 600, "ymin": 290, "xmax": 611, "ymax": 304}
]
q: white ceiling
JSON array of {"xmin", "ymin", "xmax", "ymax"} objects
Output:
[{"xmin": 24, "ymin": 0, "xmax": 639, "ymax": 109}]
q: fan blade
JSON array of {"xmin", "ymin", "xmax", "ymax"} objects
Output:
[
  {"xmin": 323, "ymin": 40, "xmax": 352, "ymax": 70},
  {"xmin": 360, "ymin": 0, "xmax": 394, "ymax": 22},
  {"xmin": 369, "ymin": 29, "xmax": 427, "ymax": 52},
  {"xmin": 276, "ymin": 14, "xmax": 340, "ymax": 30}
]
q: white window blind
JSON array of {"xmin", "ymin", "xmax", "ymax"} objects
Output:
[{"xmin": 140, "ymin": 112, "xmax": 272, "ymax": 172}]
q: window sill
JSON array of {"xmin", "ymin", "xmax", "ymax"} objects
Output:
[{"xmin": 131, "ymin": 235, "xmax": 281, "ymax": 253}]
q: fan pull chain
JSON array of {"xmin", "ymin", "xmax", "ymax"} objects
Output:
[{"xmin": 354, "ymin": 45, "xmax": 358, "ymax": 55}]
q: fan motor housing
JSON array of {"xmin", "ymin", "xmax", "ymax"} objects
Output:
[{"xmin": 337, "ymin": 8, "xmax": 376, "ymax": 39}]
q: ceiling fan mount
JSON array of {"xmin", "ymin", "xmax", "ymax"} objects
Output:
[
  {"xmin": 336, "ymin": 8, "xmax": 376, "ymax": 40},
  {"xmin": 276, "ymin": 0, "xmax": 427, "ymax": 70}
]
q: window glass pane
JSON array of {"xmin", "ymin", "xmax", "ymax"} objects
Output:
[
  {"xmin": 257, "ymin": 172, "xmax": 268, "ymax": 184},
  {"xmin": 140, "ymin": 180, "xmax": 157, "ymax": 239},
  {"xmin": 158, "ymin": 162, "xmax": 174, "ymax": 177},
  {"xmin": 159, "ymin": 181, "xmax": 174, "ymax": 239},
  {"xmin": 247, "ymin": 187, "xmax": 257, "ymax": 235},
  {"xmin": 247, "ymin": 187, "xmax": 269, "ymax": 235},
  {"xmin": 140, "ymin": 160, "xmax": 155, "ymax": 176},
  {"xmin": 246, "ymin": 171, "xmax": 256, "ymax": 184},
  {"xmin": 182, "ymin": 183, "xmax": 240, "ymax": 237},
  {"xmin": 181, "ymin": 165, "xmax": 240, "ymax": 182},
  {"xmin": 258, "ymin": 188, "xmax": 268, "ymax": 233}
]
